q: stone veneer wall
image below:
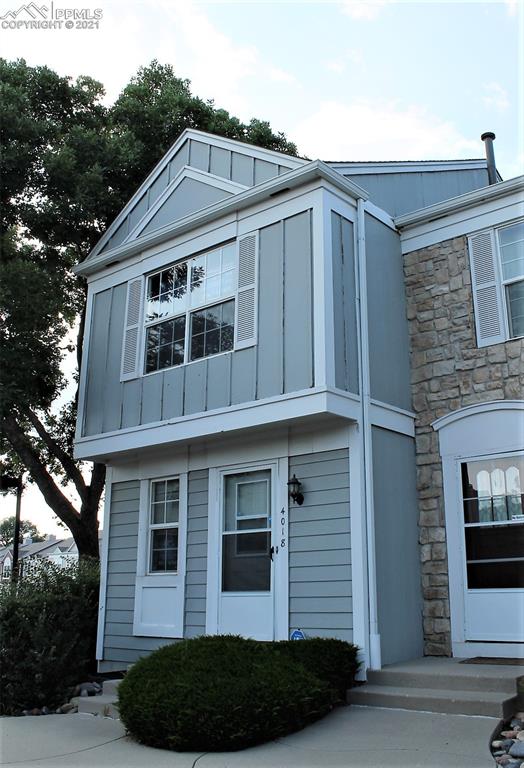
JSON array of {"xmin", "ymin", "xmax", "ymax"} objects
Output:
[{"xmin": 403, "ymin": 234, "xmax": 524, "ymax": 656}]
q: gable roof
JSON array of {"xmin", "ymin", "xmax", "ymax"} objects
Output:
[
  {"xmin": 86, "ymin": 128, "xmax": 307, "ymax": 264},
  {"xmin": 75, "ymin": 159, "xmax": 369, "ymax": 277}
]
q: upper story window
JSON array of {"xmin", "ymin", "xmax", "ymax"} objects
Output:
[
  {"xmin": 468, "ymin": 219, "xmax": 524, "ymax": 347},
  {"xmin": 497, "ymin": 222, "xmax": 524, "ymax": 339},
  {"xmin": 144, "ymin": 242, "xmax": 236, "ymax": 374},
  {"xmin": 120, "ymin": 232, "xmax": 258, "ymax": 382}
]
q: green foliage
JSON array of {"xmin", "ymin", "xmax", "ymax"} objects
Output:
[
  {"xmin": 118, "ymin": 635, "xmax": 337, "ymax": 752},
  {"xmin": 0, "ymin": 559, "xmax": 99, "ymax": 714},
  {"xmin": 276, "ymin": 638, "xmax": 360, "ymax": 700},
  {"xmin": 0, "ymin": 516, "xmax": 45, "ymax": 547}
]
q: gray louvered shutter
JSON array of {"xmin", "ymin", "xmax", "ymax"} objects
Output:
[
  {"xmin": 468, "ymin": 230, "xmax": 506, "ymax": 347},
  {"xmin": 121, "ymin": 276, "xmax": 145, "ymax": 380},
  {"xmin": 234, "ymin": 232, "xmax": 258, "ymax": 349}
]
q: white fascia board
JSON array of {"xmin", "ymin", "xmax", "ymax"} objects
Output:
[
  {"xmin": 399, "ymin": 189, "xmax": 524, "ymax": 254},
  {"xmin": 328, "ymin": 159, "xmax": 487, "ymax": 175},
  {"xmin": 74, "ymin": 386, "xmax": 361, "ymax": 462},
  {"xmin": 75, "ymin": 161, "xmax": 369, "ymax": 277},
  {"xmin": 84, "ymin": 129, "xmax": 307, "ymax": 263},
  {"xmin": 124, "ymin": 166, "xmax": 247, "ymax": 244},
  {"xmin": 396, "ymin": 175, "xmax": 524, "ymax": 229}
]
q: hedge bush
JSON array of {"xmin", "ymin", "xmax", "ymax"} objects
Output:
[
  {"xmin": 0, "ymin": 558, "xmax": 99, "ymax": 715},
  {"xmin": 277, "ymin": 637, "xmax": 359, "ymax": 700},
  {"xmin": 118, "ymin": 635, "xmax": 339, "ymax": 751}
]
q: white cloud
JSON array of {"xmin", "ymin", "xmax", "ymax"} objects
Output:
[
  {"xmin": 293, "ymin": 101, "xmax": 480, "ymax": 161},
  {"xmin": 324, "ymin": 49, "xmax": 364, "ymax": 74},
  {"xmin": 339, "ymin": 0, "xmax": 391, "ymax": 20},
  {"xmin": 268, "ymin": 67, "xmax": 297, "ymax": 85},
  {"xmin": 482, "ymin": 82, "xmax": 510, "ymax": 111}
]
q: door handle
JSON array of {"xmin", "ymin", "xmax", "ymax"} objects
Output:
[{"xmin": 269, "ymin": 546, "xmax": 275, "ymax": 561}]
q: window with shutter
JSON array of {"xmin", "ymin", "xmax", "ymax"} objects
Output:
[
  {"xmin": 468, "ymin": 231, "xmax": 506, "ymax": 347},
  {"xmin": 468, "ymin": 221, "xmax": 524, "ymax": 347},
  {"xmin": 235, "ymin": 232, "xmax": 259, "ymax": 349},
  {"xmin": 121, "ymin": 276, "xmax": 145, "ymax": 380}
]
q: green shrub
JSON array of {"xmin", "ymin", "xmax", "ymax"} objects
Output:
[
  {"xmin": 118, "ymin": 635, "xmax": 337, "ymax": 751},
  {"xmin": 277, "ymin": 638, "xmax": 360, "ymax": 700},
  {"xmin": 0, "ymin": 558, "xmax": 99, "ymax": 714}
]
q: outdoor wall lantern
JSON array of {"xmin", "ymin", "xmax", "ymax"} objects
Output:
[{"xmin": 287, "ymin": 474, "xmax": 304, "ymax": 506}]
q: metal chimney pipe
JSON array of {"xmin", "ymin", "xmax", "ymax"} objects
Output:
[{"xmin": 481, "ymin": 132, "xmax": 497, "ymax": 185}]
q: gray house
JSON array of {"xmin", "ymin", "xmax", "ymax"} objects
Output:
[{"xmin": 74, "ymin": 129, "xmax": 523, "ymax": 673}]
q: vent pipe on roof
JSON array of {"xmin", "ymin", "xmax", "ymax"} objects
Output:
[{"xmin": 481, "ymin": 132, "xmax": 497, "ymax": 185}]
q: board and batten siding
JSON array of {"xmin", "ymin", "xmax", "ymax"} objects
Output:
[
  {"xmin": 365, "ymin": 214, "xmax": 412, "ymax": 412},
  {"xmin": 331, "ymin": 212, "xmax": 359, "ymax": 394},
  {"xmin": 82, "ymin": 210, "xmax": 314, "ymax": 437},
  {"xmin": 288, "ymin": 449, "xmax": 352, "ymax": 641},
  {"xmin": 99, "ymin": 138, "xmax": 294, "ymax": 255},
  {"xmin": 336, "ymin": 168, "xmax": 489, "ymax": 218},
  {"xmin": 372, "ymin": 427, "xmax": 423, "ymax": 665}
]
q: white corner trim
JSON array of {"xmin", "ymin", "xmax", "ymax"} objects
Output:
[
  {"xmin": 433, "ymin": 399, "xmax": 524, "ymax": 432},
  {"xmin": 124, "ymin": 166, "xmax": 247, "ymax": 244},
  {"xmin": 74, "ymin": 288, "xmax": 94, "ymax": 443},
  {"xmin": 205, "ymin": 467, "xmax": 220, "ymax": 635},
  {"xmin": 348, "ymin": 423, "xmax": 370, "ymax": 677},
  {"xmin": 96, "ymin": 468, "xmax": 112, "ymax": 661}
]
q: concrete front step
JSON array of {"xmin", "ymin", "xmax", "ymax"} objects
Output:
[
  {"xmin": 71, "ymin": 693, "xmax": 120, "ymax": 719},
  {"xmin": 347, "ymin": 684, "xmax": 517, "ymax": 718},
  {"xmin": 366, "ymin": 666, "xmax": 517, "ymax": 694},
  {"xmin": 102, "ymin": 679, "xmax": 122, "ymax": 697}
]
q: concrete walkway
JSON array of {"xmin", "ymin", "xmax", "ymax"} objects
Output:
[{"xmin": 0, "ymin": 705, "xmax": 499, "ymax": 768}]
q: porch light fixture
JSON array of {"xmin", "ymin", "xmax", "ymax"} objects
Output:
[{"xmin": 287, "ymin": 474, "xmax": 304, "ymax": 506}]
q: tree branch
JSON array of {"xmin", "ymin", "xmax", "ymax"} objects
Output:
[
  {"xmin": 22, "ymin": 406, "xmax": 88, "ymax": 504},
  {"xmin": 85, "ymin": 462, "xmax": 106, "ymax": 516},
  {"xmin": 1, "ymin": 414, "xmax": 81, "ymax": 529}
]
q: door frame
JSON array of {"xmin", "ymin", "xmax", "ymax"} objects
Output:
[
  {"xmin": 205, "ymin": 457, "xmax": 289, "ymax": 640},
  {"xmin": 435, "ymin": 401, "xmax": 524, "ymax": 659}
]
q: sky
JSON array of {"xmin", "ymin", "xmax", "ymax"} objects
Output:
[{"xmin": 0, "ymin": 0, "xmax": 522, "ymax": 536}]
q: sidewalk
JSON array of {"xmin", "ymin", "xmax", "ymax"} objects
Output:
[{"xmin": 0, "ymin": 705, "xmax": 498, "ymax": 768}]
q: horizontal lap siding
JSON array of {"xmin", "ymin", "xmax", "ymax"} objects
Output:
[
  {"xmin": 288, "ymin": 449, "xmax": 352, "ymax": 641},
  {"xmin": 103, "ymin": 480, "xmax": 172, "ymax": 668},
  {"xmin": 184, "ymin": 470, "xmax": 208, "ymax": 638}
]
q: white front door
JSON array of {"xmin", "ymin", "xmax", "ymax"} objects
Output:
[
  {"xmin": 459, "ymin": 453, "xmax": 524, "ymax": 642},
  {"xmin": 205, "ymin": 460, "xmax": 290, "ymax": 641}
]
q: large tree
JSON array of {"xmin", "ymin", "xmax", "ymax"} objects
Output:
[
  {"xmin": 0, "ymin": 59, "xmax": 298, "ymax": 558},
  {"xmin": 0, "ymin": 516, "xmax": 45, "ymax": 548}
]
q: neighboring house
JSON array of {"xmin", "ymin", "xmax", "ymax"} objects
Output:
[
  {"xmin": 0, "ymin": 535, "xmax": 80, "ymax": 579},
  {"xmin": 72, "ymin": 129, "xmax": 523, "ymax": 673}
]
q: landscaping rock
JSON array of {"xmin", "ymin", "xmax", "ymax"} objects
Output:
[
  {"xmin": 511, "ymin": 718, "xmax": 524, "ymax": 730},
  {"xmin": 509, "ymin": 741, "xmax": 524, "ymax": 758},
  {"xmin": 517, "ymin": 732, "xmax": 524, "ymax": 742},
  {"xmin": 74, "ymin": 682, "xmax": 101, "ymax": 697},
  {"xmin": 503, "ymin": 731, "xmax": 519, "ymax": 739}
]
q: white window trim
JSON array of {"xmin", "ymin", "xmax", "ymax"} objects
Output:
[
  {"xmin": 148, "ymin": 477, "xmax": 181, "ymax": 574},
  {"xmin": 496, "ymin": 221, "xmax": 524, "ymax": 340},
  {"xmin": 133, "ymin": 473, "xmax": 188, "ymax": 638},
  {"xmin": 143, "ymin": 242, "xmax": 238, "ymax": 376}
]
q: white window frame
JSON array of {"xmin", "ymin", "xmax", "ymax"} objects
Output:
[
  {"xmin": 148, "ymin": 477, "xmax": 181, "ymax": 574},
  {"xmin": 496, "ymin": 221, "xmax": 524, "ymax": 340},
  {"xmin": 133, "ymin": 473, "xmax": 188, "ymax": 638},
  {"xmin": 143, "ymin": 241, "xmax": 237, "ymax": 375}
]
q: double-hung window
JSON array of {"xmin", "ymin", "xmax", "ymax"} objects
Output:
[
  {"xmin": 497, "ymin": 221, "xmax": 524, "ymax": 339},
  {"xmin": 149, "ymin": 478, "xmax": 179, "ymax": 573},
  {"xmin": 144, "ymin": 242, "xmax": 236, "ymax": 374}
]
